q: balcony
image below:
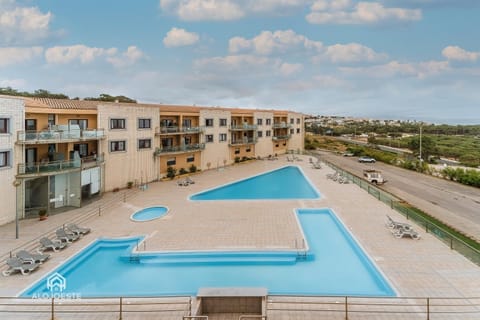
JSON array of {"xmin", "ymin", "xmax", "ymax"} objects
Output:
[
  {"xmin": 154, "ymin": 143, "xmax": 205, "ymax": 155},
  {"xmin": 272, "ymin": 134, "xmax": 291, "ymax": 141},
  {"xmin": 17, "ymin": 128, "xmax": 105, "ymax": 144},
  {"xmin": 229, "ymin": 124, "xmax": 258, "ymax": 131},
  {"xmin": 229, "ymin": 138, "xmax": 258, "ymax": 146},
  {"xmin": 17, "ymin": 153, "xmax": 105, "ymax": 178},
  {"xmin": 156, "ymin": 126, "xmax": 204, "ymax": 135},
  {"xmin": 272, "ymin": 122, "xmax": 292, "ymax": 129}
]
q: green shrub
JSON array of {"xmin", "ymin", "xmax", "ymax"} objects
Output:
[
  {"xmin": 189, "ymin": 164, "xmax": 197, "ymax": 173},
  {"xmin": 234, "ymin": 156, "xmax": 240, "ymax": 163},
  {"xmin": 242, "ymin": 156, "xmax": 248, "ymax": 162},
  {"xmin": 166, "ymin": 166, "xmax": 176, "ymax": 179},
  {"xmin": 179, "ymin": 168, "xmax": 187, "ymax": 175}
]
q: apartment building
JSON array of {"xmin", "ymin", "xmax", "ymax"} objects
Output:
[{"xmin": 0, "ymin": 97, "xmax": 304, "ymax": 225}]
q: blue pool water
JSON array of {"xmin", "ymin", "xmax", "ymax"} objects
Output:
[
  {"xmin": 190, "ymin": 166, "xmax": 320, "ymax": 200},
  {"xmin": 22, "ymin": 209, "xmax": 395, "ymax": 297},
  {"xmin": 131, "ymin": 206, "xmax": 168, "ymax": 222}
]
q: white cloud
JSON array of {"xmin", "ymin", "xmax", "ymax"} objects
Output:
[
  {"xmin": 107, "ymin": 46, "xmax": 145, "ymax": 67},
  {"xmin": 307, "ymin": 1, "xmax": 422, "ymax": 24},
  {"xmin": 0, "ymin": 1, "xmax": 52, "ymax": 44},
  {"xmin": 160, "ymin": 0, "xmax": 244, "ymax": 21},
  {"xmin": 442, "ymin": 46, "xmax": 479, "ymax": 62},
  {"xmin": 194, "ymin": 54, "xmax": 271, "ymax": 71},
  {"xmin": 229, "ymin": 30, "xmax": 323, "ymax": 55},
  {"xmin": 279, "ymin": 62, "xmax": 303, "ymax": 75},
  {"xmin": 0, "ymin": 46, "xmax": 43, "ymax": 67},
  {"xmin": 0, "ymin": 78, "xmax": 26, "ymax": 88},
  {"xmin": 340, "ymin": 60, "xmax": 450, "ymax": 79},
  {"xmin": 163, "ymin": 27, "xmax": 200, "ymax": 47},
  {"xmin": 320, "ymin": 43, "xmax": 388, "ymax": 63},
  {"xmin": 45, "ymin": 45, "xmax": 144, "ymax": 67}
]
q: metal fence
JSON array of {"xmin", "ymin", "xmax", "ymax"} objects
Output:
[{"xmin": 320, "ymin": 156, "xmax": 480, "ymax": 266}]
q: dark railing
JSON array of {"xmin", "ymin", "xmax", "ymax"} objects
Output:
[
  {"xmin": 154, "ymin": 143, "xmax": 205, "ymax": 155},
  {"xmin": 17, "ymin": 129, "xmax": 105, "ymax": 143},
  {"xmin": 229, "ymin": 138, "xmax": 258, "ymax": 146},
  {"xmin": 17, "ymin": 154, "xmax": 105, "ymax": 176},
  {"xmin": 156, "ymin": 126, "xmax": 204, "ymax": 135},
  {"xmin": 272, "ymin": 122, "xmax": 291, "ymax": 129},
  {"xmin": 229, "ymin": 124, "xmax": 258, "ymax": 131},
  {"xmin": 272, "ymin": 134, "xmax": 291, "ymax": 141}
]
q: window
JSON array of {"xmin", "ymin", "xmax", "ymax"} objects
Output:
[
  {"xmin": 257, "ymin": 119, "xmax": 263, "ymax": 125},
  {"xmin": 266, "ymin": 119, "xmax": 271, "ymax": 125},
  {"xmin": 25, "ymin": 119, "xmax": 37, "ymax": 131},
  {"xmin": 219, "ymin": 118, "xmax": 227, "ymax": 126},
  {"xmin": 48, "ymin": 114, "xmax": 55, "ymax": 127},
  {"xmin": 167, "ymin": 158, "xmax": 176, "ymax": 166},
  {"xmin": 257, "ymin": 131, "xmax": 263, "ymax": 138},
  {"xmin": 161, "ymin": 138, "xmax": 173, "ymax": 148},
  {"xmin": 246, "ymin": 147, "xmax": 251, "ymax": 152},
  {"xmin": 206, "ymin": 134, "xmax": 214, "ymax": 143},
  {"xmin": 183, "ymin": 119, "xmax": 192, "ymax": 128},
  {"xmin": 266, "ymin": 130, "xmax": 271, "ymax": 137},
  {"xmin": 110, "ymin": 118, "xmax": 126, "ymax": 129},
  {"xmin": 187, "ymin": 154, "xmax": 195, "ymax": 163},
  {"xmin": 138, "ymin": 118, "xmax": 151, "ymax": 129},
  {"xmin": 205, "ymin": 118, "xmax": 214, "ymax": 127},
  {"xmin": 110, "ymin": 140, "xmax": 126, "ymax": 152},
  {"xmin": 290, "ymin": 118, "xmax": 294, "ymax": 124},
  {"xmin": 219, "ymin": 133, "xmax": 227, "ymax": 142},
  {"xmin": 297, "ymin": 128, "xmax": 300, "ymax": 134},
  {"xmin": 0, "ymin": 118, "xmax": 9, "ymax": 134},
  {"xmin": 73, "ymin": 143, "xmax": 88, "ymax": 157},
  {"xmin": 296, "ymin": 118, "xmax": 301, "ymax": 124},
  {"xmin": 138, "ymin": 138, "xmax": 151, "ymax": 149},
  {"xmin": 0, "ymin": 151, "xmax": 10, "ymax": 167},
  {"xmin": 69, "ymin": 119, "xmax": 88, "ymax": 130},
  {"xmin": 290, "ymin": 129, "xmax": 294, "ymax": 134},
  {"xmin": 234, "ymin": 148, "xmax": 240, "ymax": 154}
]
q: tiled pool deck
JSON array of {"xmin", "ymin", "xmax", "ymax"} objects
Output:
[{"xmin": 0, "ymin": 155, "xmax": 479, "ymax": 318}]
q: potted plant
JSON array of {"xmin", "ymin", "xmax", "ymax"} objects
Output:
[
  {"xmin": 38, "ymin": 209, "xmax": 47, "ymax": 221},
  {"xmin": 127, "ymin": 181, "xmax": 133, "ymax": 189}
]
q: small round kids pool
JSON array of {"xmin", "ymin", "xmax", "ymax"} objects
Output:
[{"xmin": 130, "ymin": 206, "xmax": 169, "ymax": 222}]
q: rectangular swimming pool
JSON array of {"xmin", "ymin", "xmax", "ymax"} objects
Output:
[{"xmin": 21, "ymin": 208, "xmax": 395, "ymax": 297}]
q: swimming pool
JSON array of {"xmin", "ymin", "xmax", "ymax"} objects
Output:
[
  {"xmin": 190, "ymin": 166, "xmax": 320, "ymax": 200},
  {"xmin": 22, "ymin": 209, "xmax": 394, "ymax": 297},
  {"xmin": 130, "ymin": 206, "xmax": 169, "ymax": 222}
]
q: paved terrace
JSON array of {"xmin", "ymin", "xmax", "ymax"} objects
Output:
[{"xmin": 0, "ymin": 155, "xmax": 479, "ymax": 318}]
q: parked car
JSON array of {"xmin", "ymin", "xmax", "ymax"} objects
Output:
[
  {"xmin": 358, "ymin": 156, "xmax": 376, "ymax": 163},
  {"xmin": 342, "ymin": 152, "xmax": 354, "ymax": 157}
]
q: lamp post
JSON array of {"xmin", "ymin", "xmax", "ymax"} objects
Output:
[
  {"xmin": 419, "ymin": 123, "xmax": 423, "ymax": 162},
  {"xmin": 13, "ymin": 179, "xmax": 22, "ymax": 239}
]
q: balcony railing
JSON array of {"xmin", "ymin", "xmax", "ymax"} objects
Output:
[
  {"xmin": 229, "ymin": 124, "xmax": 258, "ymax": 131},
  {"xmin": 272, "ymin": 122, "xmax": 292, "ymax": 129},
  {"xmin": 154, "ymin": 143, "xmax": 205, "ymax": 155},
  {"xmin": 272, "ymin": 134, "xmax": 291, "ymax": 141},
  {"xmin": 156, "ymin": 126, "xmax": 204, "ymax": 135},
  {"xmin": 229, "ymin": 138, "xmax": 258, "ymax": 146},
  {"xmin": 17, "ymin": 129, "xmax": 105, "ymax": 144},
  {"xmin": 17, "ymin": 153, "xmax": 104, "ymax": 177}
]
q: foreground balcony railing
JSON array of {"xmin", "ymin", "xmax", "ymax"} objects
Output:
[
  {"xmin": 229, "ymin": 124, "xmax": 258, "ymax": 131},
  {"xmin": 272, "ymin": 134, "xmax": 291, "ymax": 141},
  {"xmin": 272, "ymin": 122, "xmax": 292, "ymax": 129},
  {"xmin": 17, "ymin": 153, "xmax": 105, "ymax": 177},
  {"xmin": 229, "ymin": 138, "xmax": 258, "ymax": 146},
  {"xmin": 156, "ymin": 126, "xmax": 204, "ymax": 135},
  {"xmin": 154, "ymin": 143, "xmax": 205, "ymax": 155},
  {"xmin": 17, "ymin": 128, "xmax": 105, "ymax": 144}
]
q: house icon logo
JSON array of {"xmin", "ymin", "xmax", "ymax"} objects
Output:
[{"xmin": 46, "ymin": 272, "xmax": 66, "ymax": 292}]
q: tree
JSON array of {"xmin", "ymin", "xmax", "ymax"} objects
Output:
[{"xmin": 408, "ymin": 135, "xmax": 437, "ymax": 161}]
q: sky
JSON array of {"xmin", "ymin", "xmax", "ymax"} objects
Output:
[{"xmin": 1, "ymin": 0, "xmax": 479, "ymax": 124}]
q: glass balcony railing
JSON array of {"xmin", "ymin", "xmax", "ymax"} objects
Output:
[
  {"xmin": 17, "ymin": 129, "xmax": 105, "ymax": 144},
  {"xmin": 229, "ymin": 138, "xmax": 258, "ymax": 146},
  {"xmin": 154, "ymin": 143, "xmax": 205, "ymax": 155},
  {"xmin": 17, "ymin": 153, "xmax": 104, "ymax": 176},
  {"xmin": 156, "ymin": 126, "xmax": 204, "ymax": 135},
  {"xmin": 272, "ymin": 134, "xmax": 292, "ymax": 141},
  {"xmin": 272, "ymin": 122, "xmax": 292, "ymax": 129},
  {"xmin": 229, "ymin": 124, "xmax": 258, "ymax": 131}
]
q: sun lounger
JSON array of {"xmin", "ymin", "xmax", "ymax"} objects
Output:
[
  {"xmin": 2, "ymin": 257, "xmax": 39, "ymax": 276},
  {"xmin": 39, "ymin": 237, "xmax": 68, "ymax": 252},
  {"xmin": 386, "ymin": 215, "xmax": 413, "ymax": 230},
  {"xmin": 177, "ymin": 179, "xmax": 189, "ymax": 186},
  {"xmin": 393, "ymin": 227, "xmax": 421, "ymax": 240},
  {"xmin": 56, "ymin": 228, "xmax": 80, "ymax": 243},
  {"xmin": 185, "ymin": 177, "xmax": 195, "ymax": 184},
  {"xmin": 16, "ymin": 250, "xmax": 50, "ymax": 264},
  {"xmin": 66, "ymin": 223, "xmax": 91, "ymax": 235}
]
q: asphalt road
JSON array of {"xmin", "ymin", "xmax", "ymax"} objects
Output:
[{"xmin": 315, "ymin": 150, "xmax": 480, "ymax": 240}]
